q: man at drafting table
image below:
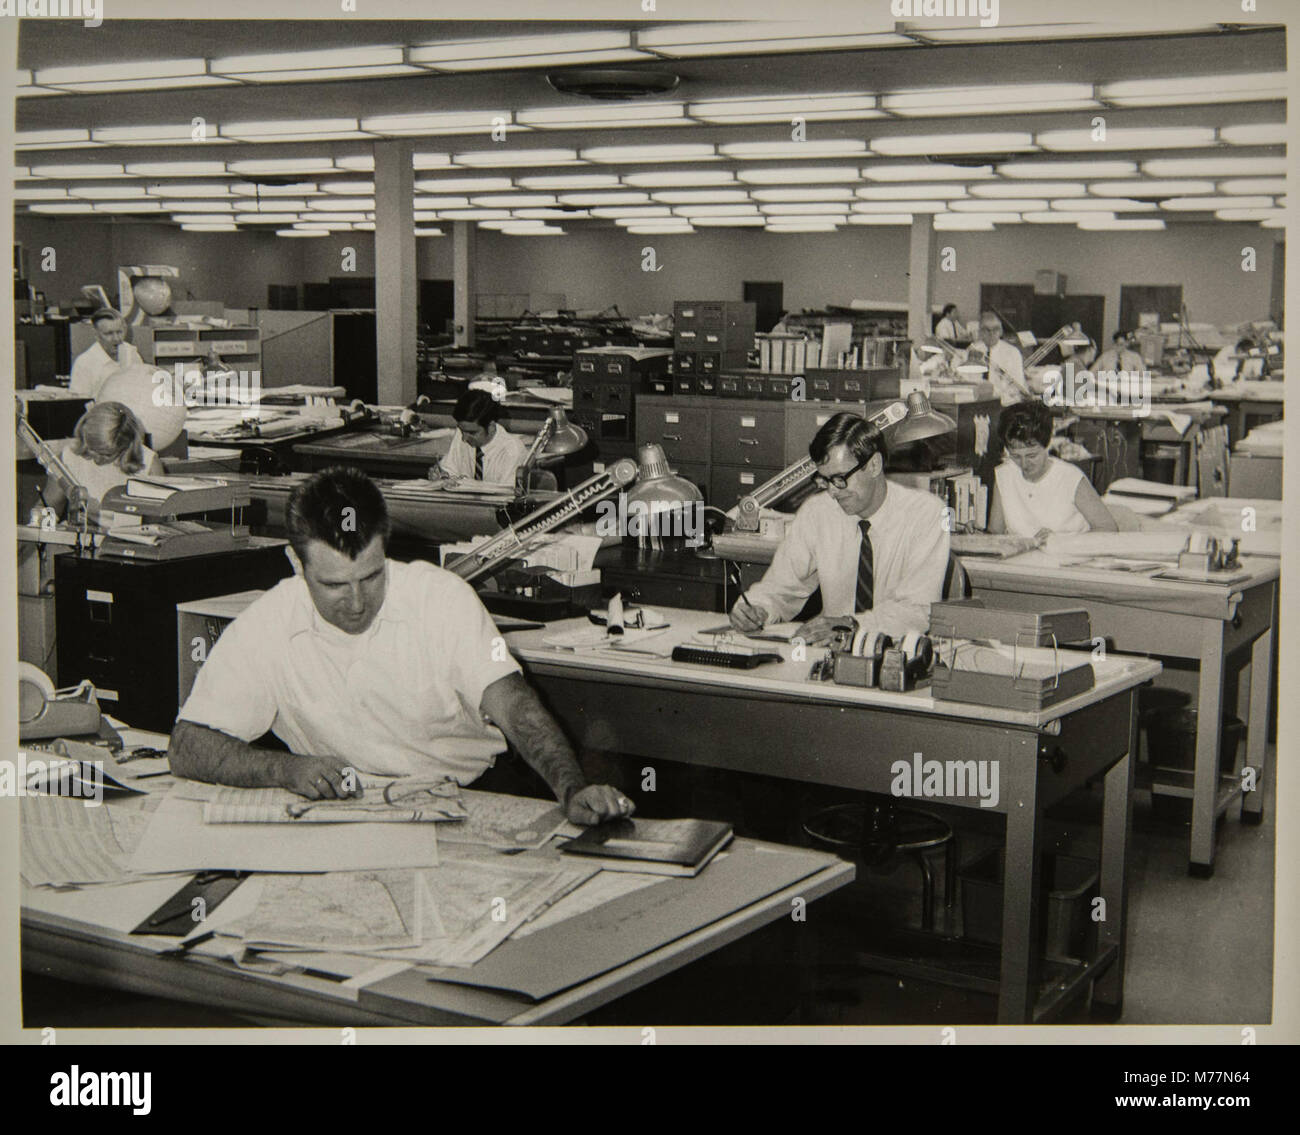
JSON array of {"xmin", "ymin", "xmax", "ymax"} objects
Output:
[
  {"xmin": 169, "ymin": 466, "xmax": 630, "ymax": 825},
  {"xmin": 729, "ymin": 412, "xmax": 949, "ymax": 643}
]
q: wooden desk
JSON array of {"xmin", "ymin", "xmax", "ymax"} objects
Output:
[
  {"xmin": 961, "ymin": 551, "xmax": 1278, "ymax": 875},
  {"xmin": 507, "ymin": 609, "xmax": 1160, "ymax": 1022},
  {"xmin": 1210, "ymin": 387, "xmax": 1284, "ymax": 446}
]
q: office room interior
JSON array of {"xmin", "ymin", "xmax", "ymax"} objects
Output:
[{"xmin": 6, "ymin": 2, "xmax": 1294, "ymax": 1038}]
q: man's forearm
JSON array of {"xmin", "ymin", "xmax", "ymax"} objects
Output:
[
  {"xmin": 169, "ymin": 719, "xmax": 293, "ymax": 789},
  {"xmin": 485, "ymin": 677, "xmax": 587, "ymax": 807}
]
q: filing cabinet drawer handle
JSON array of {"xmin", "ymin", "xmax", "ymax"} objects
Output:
[
  {"xmin": 662, "ymin": 433, "xmax": 681, "ymax": 442},
  {"xmin": 739, "ymin": 437, "xmax": 759, "ymax": 446}
]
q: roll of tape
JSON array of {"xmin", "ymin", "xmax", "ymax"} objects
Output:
[
  {"xmin": 18, "ymin": 661, "xmax": 55, "ymax": 724},
  {"xmin": 851, "ymin": 626, "xmax": 871, "ymax": 657}
]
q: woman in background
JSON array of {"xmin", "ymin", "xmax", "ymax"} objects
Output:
[
  {"xmin": 934, "ymin": 303, "xmax": 961, "ymax": 341},
  {"xmin": 45, "ymin": 400, "xmax": 164, "ymax": 524},
  {"xmin": 988, "ymin": 401, "xmax": 1116, "ymax": 541}
]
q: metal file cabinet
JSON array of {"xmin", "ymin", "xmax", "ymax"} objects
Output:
[
  {"xmin": 636, "ymin": 402, "xmax": 711, "ymax": 467},
  {"xmin": 710, "ymin": 405, "xmax": 784, "ymax": 468}
]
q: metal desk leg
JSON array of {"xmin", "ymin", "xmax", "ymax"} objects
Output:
[
  {"xmin": 1092, "ymin": 692, "xmax": 1137, "ymax": 1018},
  {"xmin": 1190, "ymin": 619, "xmax": 1227, "ymax": 875},
  {"xmin": 998, "ymin": 755, "xmax": 1042, "ymax": 1023},
  {"xmin": 1242, "ymin": 608, "xmax": 1274, "ymax": 825}
]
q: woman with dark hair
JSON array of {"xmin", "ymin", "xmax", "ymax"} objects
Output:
[
  {"xmin": 988, "ymin": 401, "xmax": 1116, "ymax": 540},
  {"xmin": 439, "ymin": 383, "xmax": 530, "ymax": 484},
  {"xmin": 46, "ymin": 400, "xmax": 164, "ymax": 522},
  {"xmin": 935, "ymin": 303, "xmax": 961, "ymax": 341}
]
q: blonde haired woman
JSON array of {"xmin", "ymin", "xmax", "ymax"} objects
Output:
[{"xmin": 45, "ymin": 401, "xmax": 164, "ymax": 523}]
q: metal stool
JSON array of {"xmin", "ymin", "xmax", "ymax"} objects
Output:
[{"xmin": 802, "ymin": 800, "xmax": 957, "ymax": 932}]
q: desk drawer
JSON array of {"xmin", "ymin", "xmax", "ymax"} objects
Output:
[
  {"xmin": 710, "ymin": 407, "xmax": 784, "ymax": 466},
  {"xmin": 636, "ymin": 405, "xmax": 710, "ymax": 464},
  {"xmin": 711, "ymin": 464, "xmax": 783, "ymax": 511}
]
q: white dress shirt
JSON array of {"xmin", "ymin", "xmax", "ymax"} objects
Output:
[
  {"xmin": 178, "ymin": 559, "xmax": 522, "ymax": 783},
  {"xmin": 1094, "ymin": 347, "xmax": 1147, "ymax": 374},
  {"xmin": 994, "ymin": 457, "xmax": 1090, "ymax": 537},
  {"xmin": 442, "ymin": 425, "xmax": 530, "ymax": 484},
  {"xmin": 744, "ymin": 480, "xmax": 950, "ymax": 637},
  {"xmin": 69, "ymin": 341, "xmax": 142, "ymax": 399},
  {"xmin": 935, "ymin": 317, "xmax": 959, "ymax": 340},
  {"xmin": 981, "ymin": 339, "xmax": 1030, "ymax": 406}
]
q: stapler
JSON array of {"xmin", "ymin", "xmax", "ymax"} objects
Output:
[{"xmin": 1179, "ymin": 531, "xmax": 1242, "ymax": 574}]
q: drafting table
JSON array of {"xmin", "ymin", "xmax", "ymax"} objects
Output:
[
  {"xmin": 1210, "ymin": 387, "xmax": 1284, "ymax": 445},
  {"xmin": 506, "ymin": 608, "xmax": 1161, "ymax": 1023},
  {"xmin": 960, "ymin": 551, "xmax": 1278, "ymax": 876}
]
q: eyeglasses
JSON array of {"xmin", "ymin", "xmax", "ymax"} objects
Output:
[{"xmin": 811, "ymin": 456, "xmax": 871, "ymax": 492}]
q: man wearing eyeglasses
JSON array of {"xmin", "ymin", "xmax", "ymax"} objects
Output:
[{"xmin": 729, "ymin": 412, "xmax": 949, "ymax": 644}]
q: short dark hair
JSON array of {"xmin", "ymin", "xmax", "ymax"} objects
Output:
[
  {"xmin": 941, "ymin": 303, "xmax": 958, "ymax": 318},
  {"xmin": 453, "ymin": 388, "xmax": 500, "ymax": 427},
  {"xmin": 998, "ymin": 400, "xmax": 1054, "ymax": 450},
  {"xmin": 1112, "ymin": 330, "xmax": 1128, "ymax": 344},
  {"xmin": 285, "ymin": 466, "xmax": 390, "ymax": 564},
  {"xmin": 809, "ymin": 411, "xmax": 887, "ymax": 467},
  {"xmin": 91, "ymin": 308, "xmax": 123, "ymax": 327}
]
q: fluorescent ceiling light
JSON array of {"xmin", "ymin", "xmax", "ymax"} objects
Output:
[
  {"xmin": 470, "ymin": 194, "xmax": 556, "ymax": 207},
  {"xmin": 30, "ymin": 163, "xmax": 126, "ymax": 178},
  {"xmin": 1078, "ymin": 218, "xmax": 1166, "ymax": 230},
  {"xmin": 16, "ymin": 129, "xmax": 92, "ymax": 147},
  {"xmin": 1100, "ymin": 72, "xmax": 1286, "ymax": 107},
  {"xmin": 1260, "ymin": 218, "xmax": 1286, "ymax": 228},
  {"xmin": 1220, "ymin": 124, "xmax": 1288, "ymax": 146},
  {"xmin": 242, "ymin": 199, "xmax": 310, "ymax": 212},
  {"xmin": 28, "ymin": 203, "xmax": 97, "ymax": 213},
  {"xmin": 690, "ymin": 217, "xmax": 767, "ymax": 226},
  {"xmin": 1056, "ymin": 198, "xmax": 1155, "ymax": 211},
  {"xmin": 126, "ymin": 161, "xmax": 228, "ymax": 177},
  {"xmin": 92, "ymin": 124, "xmax": 226, "ymax": 144},
  {"xmin": 306, "ymin": 197, "xmax": 372, "ymax": 210},
  {"xmin": 337, "ymin": 156, "xmax": 375, "ymax": 171},
  {"xmin": 952, "ymin": 198, "xmax": 1048, "ymax": 212},
  {"xmin": 932, "ymin": 216, "xmax": 996, "ymax": 230},
  {"xmin": 222, "ymin": 119, "xmax": 364, "ymax": 141},
  {"xmin": 514, "ymin": 209, "xmax": 592, "ymax": 220},
  {"xmin": 181, "ymin": 224, "xmax": 238, "ymax": 232},
  {"xmin": 497, "ymin": 226, "xmax": 566, "ymax": 235},
  {"xmin": 749, "ymin": 188, "xmax": 858, "ymax": 202},
  {"xmin": 212, "ymin": 46, "xmax": 408, "ymax": 77},
  {"xmin": 914, "ymin": 23, "xmax": 1219, "ymax": 43},
  {"xmin": 972, "ymin": 182, "xmax": 1085, "ymax": 198},
  {"xmin": 1023, "ymin": 212, "xmax": 1112, "ymax": 223},
  {"xmin": 413, "ymin": 212, "xmax": 440, "ymax": 222},
  {"xmin": 236, "ymin": 65, "xmax": 418, "ymax": 82},
  {"xmin": 848, "ymin": 214, "xmax": 913, "ymax": 224},
  {"xmin": 1216, "ymin": 208, "xmax": 1285, "ymax": 221},
  {"xmin": 621, "ymin": 171, "xmax": 737, "ymax": 187},
  {"xmin": 1144, "ymin": 157, "xmax": 1288, "ymax": 177},
  {"xmin": 234, "ymin": 213, "xmax": 302, "ymax": 224},
  {"xmin": 638, "ymin": 22, "xmax": 911, "ymax": 56},
  {"xmin": 308, "ymin": 213, "xmax": 370, "ymax": 223},
  {"xmin": 414, "ymin": 196, "xmax": 470, "ymax": 209},
  {"xmin": 415, "ymin": 229, "xmax": 444, "ymax": 236},
  {"xmin": 625, "ymin": 225, "xmax": 696, "ymax": 234},
  {"xmin": 162, "ymin": 201, "xmax": 236, "ymax": 212},
  {"xmin": 857, "ymin": 184, "xmax": 967, "ymax": 199},
  {"xmin": 872, "ymin": 133, "xmax": 1035, "ymax": 156},
  {"xmin": 580, "ymin": 144, "xmax": 715, "ymax": 164},
  {"xmin": 410, "ymin": 31, "xmax": 637, "ymax": 68},
  {"xmin": 1038, "ymin": 127, "xmax": 1216, "ymax": 151},
  {"xmin": 998, "ymin": 161, "xmax": 1137, "ymax": 179},
  {"xmin": 230, "ymin": 182, "xmax": 317, "ymax": 196},
  {"xmin": 145, "ymin": 183, "xmax": 234, "ymax": 197},
  {"xmin": 884, "ymin": 83, "xmax": 1097, "ymax": 116},
  {"xmin": 739, "ymin": 167, "xmax": 861, "ymax": 185},
  {"xmin": 557, "ymin": 192, "xmax": 650, "ymax": 206},
  {"xmin": 415, "ymin": 177, "xmax": 513, "ymax": 193},
  {"xmin": 479, "ymin": 219, "xmax": 546, "ymax": 229},
  {"xmin": 591, "ymin": 207, "xmax": 672, "ymax": 218},
  {"xmin": 1090, "ymin": 180, "xmax": 1215, "ymax": 197},
  {"xmin": 14, "ymin": 187, "xmax": 68, "ymax": 199},
  {"xmin": 719, "ymin": 141, "xmax": 869, "ymax": 160},
  {"xmin": 518, "ymin": 103, "xmax": 686, "ymax": 128},
  {"xmin": 852, "ymin": 200, "xmax": 949, "ymax": 213},
  {"xmin": 517, "ymin": 174, "xmax": 617, "ymax": 190},
  {"xmin": 765, "ymin": 223, "xmax": 841, "ymax": 232},
  {"xmin": 454, "ymin": 149, "xmax": 580, "ymax": 167},
  {"xmin": 936, "ymin": 211, "xmax": 1021, "ymax": 223},
  {"xmin": 170, "ymin": 213, "xmax": 238, "ymax": 224},
  {"xmin": 438, "ymin": 210, "xmax": 515, "ymax": 220},
  {"xmin": 653, "ymin": 191, "xmax": 752, "ymax": 204},
  {"xmin": 319, "ymin": 181, "xmax": 374, "ymax": 195},
  {"xmin": 689, "ymin": 94, "xmax": 880, "ymax": 124},
  {"xmin": 412, "ymin": 155, "xmax": 454, "ymax": 169},
  {"xmin": 361, "ymin": 112, "xmax": 519, "ymax": 135},
  {"xmin": 93, "ymin": 201, "xmax": 163, "ymax": 212},
  {"xmin": 1219, "ymin": 179, "xmax": 1287, "ymax": 195},
  {"xmin": 1161, "ymin": 196, "xmax": 1274, "ymax": 211},
  {"xmin": 354, "ymin": 222, "xmax": 375, "ymax": 230},
  {"xmin": 276, "ymin": 230, "xmax": 328, "ymax": 237},
  {"xmin": 229, "ymin": 158, "xmax": 336, "ymax": 174},
  {"xmin": 759, "ymin": 204, "xmax": 849, "ymax": 215},
  {"xmin": 34, "ymin": 58, "xmax": 210, "ymax": 89},
  {"xmin": 674, "ymin": 205, "xmax": 762, "ymax": 217},
  {"xmin": 862, "ymin": 164, "xmax": 995, "ymax": 181}
]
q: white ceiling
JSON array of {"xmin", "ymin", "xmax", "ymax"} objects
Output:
[{"xmin": 13, "ymin": 19, "xmax": 1288, "ymax": 237}]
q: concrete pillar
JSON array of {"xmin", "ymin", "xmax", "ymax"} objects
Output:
[
  {"xmin": 453, "ymin": 221, "xmax": 476, "ymax": 348},
  {"xmin": 907, "ymin": 214, "xmax": 935, "ymax": 347},
  {"xmin": 373, "ymin": 139, "xmax": 417, "ymax": 403}
]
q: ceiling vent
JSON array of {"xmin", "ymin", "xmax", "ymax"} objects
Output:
[{"xmin": 547, "ymin": 69, "xmax": 680, "ymax": 101}]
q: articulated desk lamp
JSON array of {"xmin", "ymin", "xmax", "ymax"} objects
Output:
[{"xmin": 16, "ymin": 406, "xmax": 92, "ymax": 554}]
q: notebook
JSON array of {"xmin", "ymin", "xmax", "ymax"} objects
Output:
[{"xmin": 560, "ymin": 817, "xmax": 734, "ymax": 877}]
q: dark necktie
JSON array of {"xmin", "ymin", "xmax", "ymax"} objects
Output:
[
  {"xmin": 855, "ymin": 519, "xmax": 874, "ymax": 613},
  {"xmin": 474, "ymin": 447, "xmax": 484, "ymax": 481}
]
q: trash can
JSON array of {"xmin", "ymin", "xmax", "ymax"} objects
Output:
[
  {"xmin": 1145, "ymin": 709, "xmax": 1245, "ymax": 777},
  {"xmin": 960, "ymin": 850, "xmax": 1099, "ymax": 963}
]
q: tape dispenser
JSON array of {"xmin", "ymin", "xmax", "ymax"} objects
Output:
[
  {"xmin": 18, "ymin": 662, "xmax": 104, "ymax": 742},
  {"xmin": 819, "ymin": 627, "xmax": 933, "ymax": 690}
]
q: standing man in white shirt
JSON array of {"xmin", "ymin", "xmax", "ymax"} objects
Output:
[
  {"xmin": 971, "ymin": 311, "xmax": 1030, "ymax": 406},
  {"xmin": 69, "ymin": 309, "xmax": 143, "ymax": 399},
  {"xmin": 169, "ymin": 466, "xmax": 631, "ymax": 825},
  {"xmin": 439, "ymin": 386, "xmax": 530, "ymax": 485},
  {"xmin": 728, "ymin": 412, "xmax": 949, "ymax": 642}
]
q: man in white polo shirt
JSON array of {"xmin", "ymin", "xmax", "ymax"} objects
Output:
[
  {"xmin": 170, "ymin": 466, "xmax": 630, "ymax": 825},
  {"xmin": 69, "ymin": 309, "xmax": 143, "ymax": 399}
]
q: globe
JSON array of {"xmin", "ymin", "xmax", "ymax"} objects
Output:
[{"xmin": 131, "ymin": 276, "xmax": 173, "ymax": 316}]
